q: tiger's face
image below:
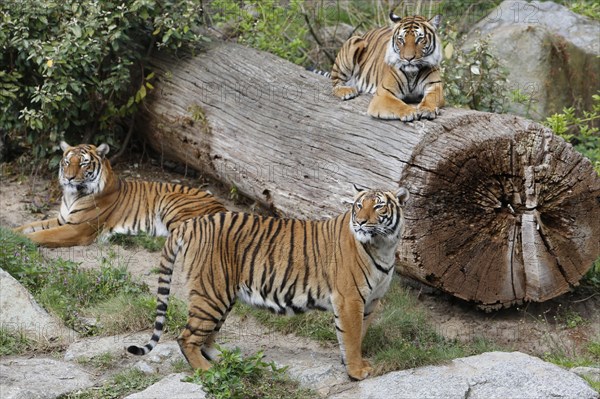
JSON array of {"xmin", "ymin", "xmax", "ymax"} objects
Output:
[
  {"xmin": 385, "ymin": 14, "xmax": 442, "ymax": 73},
  {"xmin": 59, "ymin": 141, "xmax": 110, "ymax": 194},
  {"xmin": 351, "ymin": 186, "xmax": 409, "ymax": 244}
]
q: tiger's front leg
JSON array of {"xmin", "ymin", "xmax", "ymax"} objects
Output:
[
  {"xmin": 368, "ymin": 72, "xmax": 417, "ymax": 121},
  {"xmin": 333, "ymin": 295, "xmax": 372, "ymax": 381},
  {"xmin": 14, "ymin": 218, "xmax": 61, "ymax": 234},
  {"xmin": 368, "ymin": 90, "xmax": 417, "ymax": 121},
  {"xmin": 416, "ymin": 80, "xmax": 444, "ymax": 120}
]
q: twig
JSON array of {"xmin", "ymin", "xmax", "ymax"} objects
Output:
[
  {"xmin": 302, "ymin": 12, "xmax": 336, "ymax": 64},
  {"xmin": 109, "ymin": 116, "xmax": 135, "ymax": 164},
  {"xmin": 571, "ymin": 293, "xmax": 598, "ymax": 303}
]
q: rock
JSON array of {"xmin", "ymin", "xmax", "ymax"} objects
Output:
[
  {"xmin": 464, "ymin": 1, "xmax": 600, "ymax": 120},
  {"xmin": 64, "ymin": 333, "xmax": 149, "ymax": 361},
  {"xmin": 0, "ymin": 358, "xmax": 94, "ymax": 399},
  {"xmin": 0, "ymin": 268, "xmax": 78, "ymax": 345},
  {"xmin": 269, "ymin": 348, "xmax": 348, "ymax": 396},
  {"xmin": 124, "ymin": 373, "xmax": 206, "ymax": 399},
  {"xmin": 571, "ymin": 366, "xmax": 600, "ymax": 383},
  {"xmin": 133, "ymin": 360, "xmax": 156, "ymax": 374},
  {"xmin": 329, "ymin": 352, "xmax": 599, "ymax": 399}
]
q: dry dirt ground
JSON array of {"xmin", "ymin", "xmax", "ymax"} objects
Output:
[{"xmin": 1, "ymin": 159, "xmax": 598, "ymax": 367}]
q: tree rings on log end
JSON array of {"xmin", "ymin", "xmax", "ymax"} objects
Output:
[{"xmin": 400, "ymin": 119, "xmax": 600, "ymax": 309}]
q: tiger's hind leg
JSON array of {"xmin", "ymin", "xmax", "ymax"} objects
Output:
[
  {"xmin": 331, "ymin": 37, "xmax": 366, "ymax": 101},
  {"xmin": 200, "ymin": 302, "xmax": 235, "ymax": 362},
  {"xmin": 14, "ymin": 218, "xmax": 60, "ymax": 234},
  {"xmin": 17, "ymin": 223, "xmax": 98, "ymax": 247},
  {"xmin": 178, "ymin": 293, "xmax": 233, "ymax": 370}
]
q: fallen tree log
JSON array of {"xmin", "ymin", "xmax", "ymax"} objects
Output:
[{"xmin": 137, "ymin": 41, "xmax": 600, "ymax": 309}]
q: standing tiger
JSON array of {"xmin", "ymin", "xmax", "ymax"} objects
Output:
[
  {"xmin": 331, "ymin": 13, "xmax": 444, "ymax": 121},
  {"xmin": 14, "ymin": 142, "xmax": 227, "ymax": 247},
  {"xmin": 127, "ymin": 185, "xmax": 409, "ymax": 381}
]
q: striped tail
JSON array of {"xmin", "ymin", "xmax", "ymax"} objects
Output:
[
  {"xmin": 306, "ymin": 66, "xmax": 331, "ymax": 79},
  {"xmin": 127, "ymin": 226, "xmax": 185, "ymax": 356}
]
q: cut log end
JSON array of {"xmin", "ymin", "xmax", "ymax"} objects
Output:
[{"xmin": 400, "ymin": 122, "xmax": 600, "ymax": 308}]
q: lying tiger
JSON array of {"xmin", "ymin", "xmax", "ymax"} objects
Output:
[
  {"xmin": 330, "ymin": 13, "xmax": 444, "ymax": 121},
  {"xmin": 14, "ymin": 142, "xmax": 227, "ymax": 247},
  {"xmin": 127, "ymin": 185, "xmax": 409, "ymax": 381}
]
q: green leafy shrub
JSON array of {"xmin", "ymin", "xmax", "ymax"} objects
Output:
[
  {"xmin": 543, "ymin": 93, "xmax": 600, "ymax": 175},
  {"xmin": 184, "ymin": 346, "xmax": 314, "ymax": 399},
  {"xmin": 440, "ymin": 28, "xmax": 511, "ymax": 113},
  {"xmin": 208, "ymin": 0, "xmax": 308, "ymax": 65},
  {"xmin": 0, "ymin": 0, "xmax": 205, "ymax": 162}
]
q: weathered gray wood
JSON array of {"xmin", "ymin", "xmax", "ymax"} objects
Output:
[{"xmin": 137, "ymin": 42, "xmax": 600, "ymax": 308}]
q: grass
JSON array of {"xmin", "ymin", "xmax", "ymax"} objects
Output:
[
  {"xmin": 0, "ymin": 328, "xmax": 35, "ymax": 356},
  {"xmin": 59, "ymin": 369, "xmax": 161, "ymax": 399},
  {"xmin": 75, "ymin": 352, "xmax": 119, "ymax": 372},
  {"xmin": 235, "ymin": 275, "xmax": 499, "ymax": 376},
  {"xmin": 234, "ymin": 304, "xmax": 336, "ymax": 343},
  {"xmin": 362, "ymin": 277, "xmax": 500, "ymax": 374},
  {"xmin": 109, "ymin": 233, "xmax": 166, "ymax": 252},
  {"xmin": 184, "ymin": 346, "xmax": 317, "ymax": 399},
  {"xmin": 0, "ymin": 227, "xmax": 186, "ymax": 338},
  {"xmin": 543, "ymin": 334, "xmax": 600, "ymax": 393}
]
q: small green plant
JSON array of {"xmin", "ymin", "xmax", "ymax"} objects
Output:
[
  {"xmin": 62, "ymin": 368, "xmax": 160, "ymax": 399},
  {"xmin": 184, "ymin": 346, "xmax": 314, "ymax": 399},
  {"xmin": 0, "ymin": 328, "xmax": 34, "ymax": 356},
  {"xmin": 563, "ymin": 0, "xmax": 600, "ymax": 20},
  {"xmin": 441, "ymin": 28, "xmax": 510, "ymax": 113}
]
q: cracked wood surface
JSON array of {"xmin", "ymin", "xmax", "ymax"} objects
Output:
[{"xmin": 138, "ymin": 42, "xmax": 600, "ymax": 308}]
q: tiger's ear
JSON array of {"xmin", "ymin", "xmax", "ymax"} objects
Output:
[
  {"xmin": 429, "ymin": 15, "xmax": 442, "ymax": 29},
  {"xmin": 97, "ymin": 143, "xmax": 110, "ymax": 158},
  {"xmin": 353, "ymin": 183, "xmax": 369, "ymax": 193},
  {"xmin": 59, "ymin": 141, "xmax": 71, "ymax": 152},
  {"xmin": 389, "ymin": 11, "xmax": 402, "ymax": 23},
  {"xmin": 395, "ymin": 187, "xmax": 410, "ymax": 206}
]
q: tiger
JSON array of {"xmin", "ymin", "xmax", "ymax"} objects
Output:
[
  {"xmin": 14, "ymin": 141, "xmax": 227, "ymax": 247},
  {"xmin": 330, "ymin": 13, "xmax": 444, "ymax": 121},
  {"xmin": 127, "ymin": 185, "xmax": 409, "ymax": 381}
]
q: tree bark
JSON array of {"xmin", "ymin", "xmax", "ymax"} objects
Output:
[{"xmin": 137, "ymin": 42, "xmax": 600, "ymax": 309}]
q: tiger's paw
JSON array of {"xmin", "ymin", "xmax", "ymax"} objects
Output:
[
  {"xmin": 333, "ymin": 86, "xmax": 359, "ymax": 101},
  {"xmin": 416, "ymin": 104, "xmax": 440, "ymax": 120},
  {"xmin": 347, "ymin": 360, "xmax": 373, "ymax": 381},
  {"xmin": 368, "ymin": 106, "xmax": 417, "ymax": 122}
]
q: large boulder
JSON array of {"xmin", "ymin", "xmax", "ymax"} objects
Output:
[
  {"xmin": 464, "ymin": 0, "xmax": 600, "ymax": 120},
  {"xmin": 0, "ymin": 358, "xmax": 94, "ymax": 399},
  {"xmin": 330, "ymin": 351, "xmax": 598, "ymax": 399},
  {"xmin": 0, "ymin": 268, "xmax": 78, "ymax": 345},
  {"xmin": 124, "ymin": 373, "xmax": 206, "ymax": 399}
]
